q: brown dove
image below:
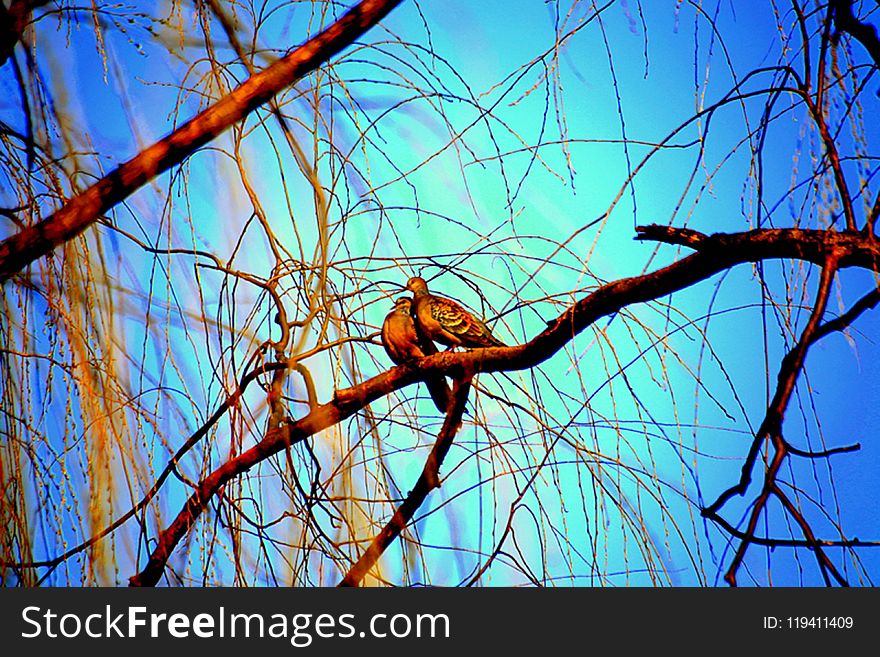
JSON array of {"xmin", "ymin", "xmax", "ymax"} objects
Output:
[
  {"xmin": 381, "ymin": 297, "xmax": 452, "ymax": 413},
  {"xmin": 405, "ymin": 276, "xmax": 506, "ymax": 349}
]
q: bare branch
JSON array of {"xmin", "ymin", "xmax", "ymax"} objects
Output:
[
  {"xmin": 0, "ymin": 0, "xmax": 403, "ymax": 282},
  {"xmin": 338, "ymin": 376, "xmax": 472, "ymax": 587},
  {"xmin": 716, "ymin": 260, "xmax": 838, "ymax": 585},
  {"xmin": 128, "ymin": 225, "xmax": 880, "ymax": 586}
]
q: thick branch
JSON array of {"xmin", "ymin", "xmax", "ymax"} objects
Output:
[
  {"xmin": 635, "ymin": 224, "xmax": 880, "ymax": 269},
  {"xmin": 128, "ymin": 225, "xmax": 880, "ymax": 586},
  {"xmin": 0, "ymin": 0, "xmax": 403, "ymax": 282},
  {"xmin": 0, "ymin": 0, "xmax": 49, "ymax": 65},
  {"xmin": 832, "ymin": 0, "xmax": 880, "ymax": 68}
]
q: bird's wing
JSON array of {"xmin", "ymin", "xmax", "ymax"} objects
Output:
[
  {"xmin": 430, "ymin": 296, "xmax": 477, "ymax": 337},
  {"xmin": 427, "ymin": 294, "xmax": 505, "ymax": 347}
]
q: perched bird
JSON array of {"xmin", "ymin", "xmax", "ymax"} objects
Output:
[
  {"xmin": 405, "ymin": 276, "xmax": 506, "ymax": 349},
  {"xmin": 381, "ymin": 297, "xmax": 451, "ymax": 413}
]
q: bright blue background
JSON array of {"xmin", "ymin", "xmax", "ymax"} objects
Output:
[{"xmin": 1, "ymin": 1, "xmax": 878, "ymax": 586}]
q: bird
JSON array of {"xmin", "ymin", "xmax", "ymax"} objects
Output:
[
  {"xmin": 405, "ymin": 276, "xmax": 506, "ymax": 349},
  {"xmin": 381, "ymin": 296, "xmax": 451, "ymax": 413}
]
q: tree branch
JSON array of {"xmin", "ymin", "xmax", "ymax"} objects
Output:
[
  {"xmin": 128, "ymin": 224, "xmax": 880, "ymax": 586},
  {"xmin": 716, "ymin": 259, "xmax": 839, "ymax": 585},
  {"xmin": 703, "ymin": 279, "xmax": 880, "ymax": 521},
  {"xmin": 832, "ymin": 0, "xmax": 880, "ymax": 69},
  {"xmin": 0, "ymin": 360, "xmax": 285, "ymax": 580},
  {"xmin": 0, "ymin": 0, "xmax": 404, "ymax": 282},
  {"xmin": 338, "ymin": 376, "xmax": 472, "ymax": 587}
]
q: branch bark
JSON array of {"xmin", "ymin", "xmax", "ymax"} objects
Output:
[{"xmin": 0, "ymin": 0, "xmax": 404, "ymax": 282}]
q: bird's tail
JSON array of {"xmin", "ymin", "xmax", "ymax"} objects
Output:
[
  {"xmin": 425, "ymin": 376, "xmax": 453, "ymax": 414},
  {"xmin": 487, "ymin": 333, "xmax": 506, "ymax": 347}
]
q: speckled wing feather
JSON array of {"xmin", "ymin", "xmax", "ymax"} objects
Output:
[
  {"xmin": 430, "ymin": 296, "xmax": 504, "ymax": 348},
  {"xmin": 405, "ymin": 276, "xmax": 505, "ymax": 349}
]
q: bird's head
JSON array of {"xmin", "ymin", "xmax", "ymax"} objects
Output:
[
  {"xmin": 405, "ymin": 276, "xmax": 429, "ymax": 295},
  {"xmin": 393, "ymin": 297, "xmax": 412, "ymax": 312}
]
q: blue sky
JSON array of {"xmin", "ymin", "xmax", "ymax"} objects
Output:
[{"xmin": 1, "ymin": 0, "xmax": 878, "ymax": 586}]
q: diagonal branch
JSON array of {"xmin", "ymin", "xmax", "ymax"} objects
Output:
[
  {"xmin": 700, "ymin": 273, "xmax": 880, "ymax": 585},
  {"xmin": 0, "ymin": 360, "xmax": 285, "ymax": 576},
  {"xmin": 338, "ymin": 376, "xmax": 472, "ymax": 587},
  {"xmin": 0, "ymin": 0, "xmax": 404, "ymax": 282},
  {"xmin": 703, "ymin": 278, "xmax": 880, "ymax": 521},
  {"xmin": 128, "ymin": 377, "xmax": 391, "ymax": 586},
  {"xmin": 701, "ymin": 257, "xmax": 853, "ymax": 586},
  {"xmin": 128, "ymin": 225, "xmax": 880, "ymax": 586},
  {"xmin": 832, "ymin": 0, "xmax": 880, "ymax": 69}
]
